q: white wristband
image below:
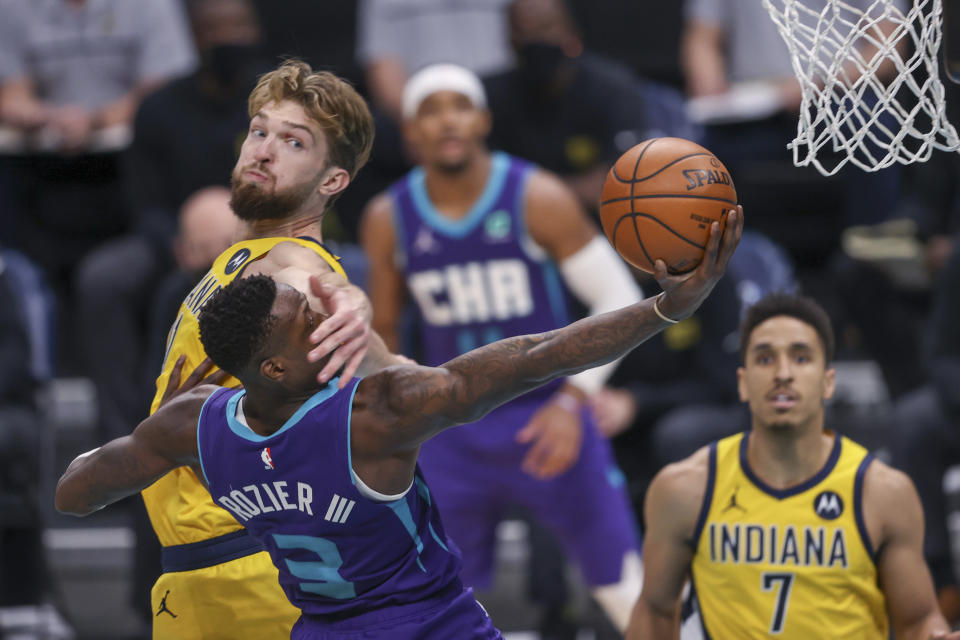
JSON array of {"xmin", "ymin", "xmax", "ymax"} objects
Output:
[
  {"xmin": 552, "ymin": 390, "xmax": 582, "ymax": 414},
  {"xmin": 654, "ymin": 293, "xmax": 680, "ymax": 324}
]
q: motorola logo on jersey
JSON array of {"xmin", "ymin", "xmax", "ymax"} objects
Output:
[
  {"xmin": 814, "ymin": 490, "xmax": 844, "ymax": 520},
  {"xmin": 224, "ymin": 248, "xmax": 252, "ymax": 274},
  {"xmin": 407, "ymin": 259, "xmax": 534, "ymax": 325}
]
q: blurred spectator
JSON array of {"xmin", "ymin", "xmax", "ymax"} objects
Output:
[
  {"xmin": 75, "ymin": 0, "xmax": 262, "ymax": 443},
  {"xmin": 356, "ymin": 0, "xmax": 513, "ymax": 123},
  {"xmin": 567, "ymin": 0, "xmax": 684, "ymax": 88},
  {"xmin": 252, "ymin": 0, "xmax": 361, "ymax": 85},
  {"xmin": 484, "ymin": 0, "xmax": 652, "ymax": 213},
  {"xmin": 0, "ymin": 0, "xmax": 195, "ymax": 151},
  {"xmin": 890, "ymin": 237, "xmax": 960, "ymax": 623},
  {"xmin": 0, "ymin": 250, "xmax": 48, "ymax": 609},
  {"xmin": 0, "ymin": 0, "xmax": 196, "ymax": 297}
]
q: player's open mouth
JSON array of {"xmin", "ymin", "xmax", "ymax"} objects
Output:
[{"xmin": 768, "ymin": 392, "xmax": 797, "ymax": 409}]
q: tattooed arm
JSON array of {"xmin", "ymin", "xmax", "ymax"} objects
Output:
[{"xmin": 349, "ymin": 209, "xmax": 743, "ymax": 477}]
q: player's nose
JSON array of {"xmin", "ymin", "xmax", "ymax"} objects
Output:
[
  {"xmin": 252, "ymin": 136, "xmax": 276, "ymax": 163},
  {"xmin": 774, "ymin": 356, "xmax": 793, "ymax": 382}
]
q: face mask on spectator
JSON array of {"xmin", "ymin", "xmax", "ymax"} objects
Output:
[
  {"xmin": 517, "ymin": 42, "xmax": 567, "ymax": 98},
  {"xmin": 204, "ymin": 44, "xmax": 262, "ymax": 88}
]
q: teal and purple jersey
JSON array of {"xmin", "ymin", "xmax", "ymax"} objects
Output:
[
  {"xmin": 391, "ymin": 152, "xmax": 569, "ymax": 364},
  {"xmin": 390, "ymin": 152, "xmax": 568, "ymax": 446},
  {"xmin": 196, "ymin": 382, "xmax": 498, "ymax": 637}
]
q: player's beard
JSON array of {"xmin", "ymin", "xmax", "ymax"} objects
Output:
[
  {"xmin": 230, "ymin": 170, "xmax": 317, "ymax": 222},
  {"xmin": 431, "ymin": 135, "xmax": 476, "ymax": 175}
]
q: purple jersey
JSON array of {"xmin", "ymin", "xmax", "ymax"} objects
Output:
[
  {"xmin": 391, "ymin": 152, "xmax": 569, "ymax": 363},
  {"xmin": 391, "ymin": 153, "xmax": 569, "ymax": 438},
  {"xmin": 196, "ymin": 381, "xmax": 463, "ymax": 621}
]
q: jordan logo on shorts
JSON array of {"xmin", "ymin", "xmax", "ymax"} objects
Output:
[{"xmin": 156, "ymin": 590, "xmax": 177, "ymax": 618}]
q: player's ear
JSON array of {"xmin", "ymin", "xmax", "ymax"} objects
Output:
[
  {"xmin": 260, "ymin": 357, "xmax": 286, "ymax": 383},
  {"xmin": 318, "ymin": 166, "xmax": 350, "ymax": 197},
  {"xmin": 822, "ymin": 366, "xmax": 836, "ymax": 400},
  {"xmin": 736, "ymin": 366, "xmax": 748, "ymax": 402}
]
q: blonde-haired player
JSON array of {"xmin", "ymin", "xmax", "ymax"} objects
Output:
[
  {"xmin": 143, "ymin": 59, "xmax": 402, "ymax": 639},
  {"xmin": 628, "ymin": 293, "xmax": 959, "ymax": 639}
]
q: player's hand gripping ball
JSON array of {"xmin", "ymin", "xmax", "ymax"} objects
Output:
[{"xmin": 599, "ymin": 137, "xmax": 737, "ymax": 274}]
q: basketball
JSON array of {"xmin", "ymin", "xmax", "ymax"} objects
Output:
[{"xmin": 599, "ymin": 137, "xmax": 737, "ymax": 274}]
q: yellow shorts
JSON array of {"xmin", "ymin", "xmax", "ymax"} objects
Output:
[{"xmin": 150, "ymin": 550, "xmax": 299, "ymax": 639}]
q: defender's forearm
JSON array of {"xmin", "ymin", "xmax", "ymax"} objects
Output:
[
  {"xmin": 357, "ymin": 330, "xmax": 406, "ymax": 376},
  {"xmin": 441, "ymin": 297, "xmax": 669, "ymax": 424}
]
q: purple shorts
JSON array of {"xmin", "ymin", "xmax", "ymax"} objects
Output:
[
  {"xmin": 291, "ymin": 584, "xmax": 501, "ymax": 640},
  {"xmin": 418, "ymin": 399, "xmax": 641, "ymax": 588}
]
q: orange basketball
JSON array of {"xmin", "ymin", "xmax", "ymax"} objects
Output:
[{"xmin": 599, "ymin": 137, "xmax": 737, "ymax": 274}]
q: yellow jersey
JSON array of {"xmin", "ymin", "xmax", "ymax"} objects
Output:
[
  {"xmin": 686, "ymin": 431, "xmax": 888, "ymax": 639},
  {"xmin": 142, "ymin": 237, "xmax": 345, "ymax": 547}
]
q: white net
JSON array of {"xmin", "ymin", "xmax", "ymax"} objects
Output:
[{"xmin": 763, "ymin": 0, "xmax": 960, "ymax": 175}]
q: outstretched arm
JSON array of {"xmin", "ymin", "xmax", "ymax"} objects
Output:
[
  {"xmin": 56, "ymin": 358, "xmax": 223, "ymax": 516},
  {"xmin": 351, "ymin": 208, "xmax": 743, "ymax": 457}
]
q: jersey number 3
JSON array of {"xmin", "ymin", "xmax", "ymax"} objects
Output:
[
  {"xmin": 273, "ymin": 534, "xmax": 356, "ymax": 599},
  {"xmin": 761, "ymin": 572, "xmax": 795, "ymax": 634}
]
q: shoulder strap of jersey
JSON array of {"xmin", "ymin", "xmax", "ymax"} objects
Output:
[
  {"xmin": 213, "ymin": 237, "xmax": 346, "ymax": 280},
  {"xmin": 691, "ymin": 439, "xmax": 720, "ymax": 548},
  {"xmin": 848, "ymin": 437, "xmax": 877, "ymax": 560}
]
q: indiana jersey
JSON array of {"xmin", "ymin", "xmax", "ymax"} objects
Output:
[
  {"xmin": 685, "ymin": 432, "xmax": 888, "ymax": 639},
  {"xmin": 196, "ymin": 382, "xmax": 463, "ymax": 618},
  {"xmin": 143, "ymin": 237, "xmax": 345, "ymax": 547}
]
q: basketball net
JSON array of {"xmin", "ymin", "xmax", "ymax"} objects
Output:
[{"xmin": 763, "ymin": 0, "xmax": 960, "ymax": 175}]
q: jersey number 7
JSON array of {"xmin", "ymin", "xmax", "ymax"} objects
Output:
[{"xmin": 761, "ymin": 572, "xmax": 795, "ymax": 634}]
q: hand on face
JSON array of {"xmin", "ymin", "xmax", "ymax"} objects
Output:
[{"xmin": 306, "ymin": 275, "xmax": 370, "ymax": 388}]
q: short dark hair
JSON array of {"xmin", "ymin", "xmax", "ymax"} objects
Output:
[
  {"xmin": 739, "ymin": 292, "xmax": 835, "ymax": 364},
  {"xmin": 198, "ymin": 275, "xmax": 278, "ymax": 375}
]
